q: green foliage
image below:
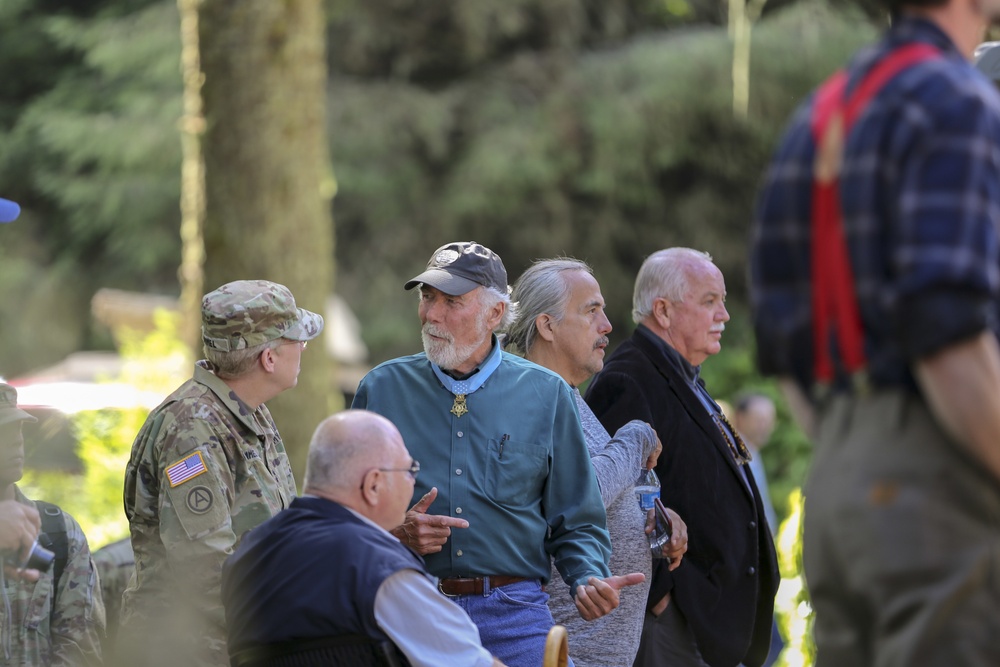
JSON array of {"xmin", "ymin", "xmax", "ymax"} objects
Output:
[
  {"xmin": 0, "ymin": 0, "xmax": 183, "ymax": 378},
  {"xmin": 0, "ymin": 0, "xmax": 879, "ymax": 385},
  {"xmin": 12, "ymin": 1, "xmax": 183, "ymax": 284},
  {"xmin": 331, "ymin": 1, "xmax": 877, "ymax": 366},
  {"xmin": 21, "ymin": 406, "xmax": 147, "ymax": 549},
  {"xmin": 21, "ymin": 311, "xmax": 188, "ymax": 550},
  {"xmin": 325, "ymin": 0, "xmax": 694, "ymax": 86},
  {"xmin": 773, "ymin": 489, "xmax": 817, "ymax": 666}
]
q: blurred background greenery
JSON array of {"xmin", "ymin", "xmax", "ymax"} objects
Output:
[{"xmin": 1, "ymin": 0, "xmax": 889, "ymax": 663}]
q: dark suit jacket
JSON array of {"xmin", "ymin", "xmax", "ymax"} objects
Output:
[{"xmin": 585, "ymin": 327, "xmax": 779, "ymax": 667}]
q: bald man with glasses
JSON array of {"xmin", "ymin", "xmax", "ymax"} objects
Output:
[{"xmin": 222, "ymin": 410, "xmax": 504, "ymax": 667}]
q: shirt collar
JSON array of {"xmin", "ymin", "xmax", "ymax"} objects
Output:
[
  {"xmin": 344, "ymin": 505, "xmax": 400, "ymax": 541},
  {"xmin": 886, "ymin": 13, "xmax": 962, "ymax": 58},
  {"xmin": 635, "ymin": 324, "xmax": 701, "ymax": 385},
  {"xmin": 298, "ymin": 495, "xmax": 401, "ymax": 542},
  {"xmin": 193, "ymin": 360, "xmax": 264, "ymax": 435},
  {"xmin": 430, "ymin": 335, "xmax": 503, "ymax": 396}
]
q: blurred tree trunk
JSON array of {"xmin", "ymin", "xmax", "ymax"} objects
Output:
[
  {"xmin": 728, "ymin": 0, "xmax": 768, "ymax": 120},
  {"xmin": 198, "ymin": 0, "xmax": 335, "ymax": 485},
  {"xmin": 177, "ymin": 0, "xmax": 206, "ymax": 358}
]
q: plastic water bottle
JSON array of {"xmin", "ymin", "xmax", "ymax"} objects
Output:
[{"xmin": 635, "ymin": 467, "xmax": 660, "ymax": 511}]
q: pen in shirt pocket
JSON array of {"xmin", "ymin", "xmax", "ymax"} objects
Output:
[{"xmin": 499, "ymin": 433, "xmax": 509, "ymax": 460}]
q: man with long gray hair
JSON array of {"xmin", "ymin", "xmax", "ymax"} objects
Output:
[
  {"xmin": 507, "ymin": 257, "xmax": 688, "ymax": 667},
  {"xmin": 353, "ymin": 242, "xmax": 644, "ymax": 667}
]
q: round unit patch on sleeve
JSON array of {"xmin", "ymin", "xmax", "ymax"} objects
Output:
[{"xmin": 186, "ymin": 486, "xmax": 214, "ymax": 514}]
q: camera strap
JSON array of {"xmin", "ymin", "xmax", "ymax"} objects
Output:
[{"xmin": 35, "ymin": 501, "xmax": 68, "ymax": 592}]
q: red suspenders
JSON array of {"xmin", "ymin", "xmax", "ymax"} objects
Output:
[{"xmin": 809, "ymin": 43, "xmax": 941, "ymax": 382}]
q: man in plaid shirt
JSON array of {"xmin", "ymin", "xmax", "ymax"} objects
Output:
[{"xmin": 751, "ymin": 1, "xmax": 1000, "ymax": 664}]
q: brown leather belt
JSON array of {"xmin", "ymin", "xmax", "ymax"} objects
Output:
[{"xmin": 437, "ymin": 575, "xmax": 533, "ymax": 597}]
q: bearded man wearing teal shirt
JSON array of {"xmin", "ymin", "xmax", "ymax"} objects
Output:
[{"xmin": 353, "ymin": 241, "xmax": 644, "ymax": 667}]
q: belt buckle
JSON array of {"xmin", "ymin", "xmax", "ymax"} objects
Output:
[{"xmin": 437, "ymin": 578, "xmax": 456, "ymax": 598}]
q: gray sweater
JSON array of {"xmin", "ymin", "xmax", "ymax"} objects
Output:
[{"xmin": 547, "ymin": 391, "xmax": 658, "ymax": 667}]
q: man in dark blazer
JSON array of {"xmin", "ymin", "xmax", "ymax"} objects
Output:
[{"xmin": 585, "ymin": 248, "xmax": 779, "ymax": 667}]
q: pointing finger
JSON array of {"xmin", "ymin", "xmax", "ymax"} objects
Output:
[
  {"xmin": 409, "ymin": 487, "xmax": 438, "ymax": 514},
  {"xmin": 419, "ymin": 514, "xmax": 469, "ymax": 529},
  {"xmin": 604, "ymin": 573, "xmax": 646, "ymax": 591}
]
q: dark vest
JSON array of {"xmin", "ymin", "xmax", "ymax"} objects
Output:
[{"xmin": 222, "ymin": 496, "xmax": 429, "ymax": 656}]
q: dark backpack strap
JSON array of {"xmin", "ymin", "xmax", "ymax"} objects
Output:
[
  {"xmin": 35, "ymin": 500, "xmax": 69, "ymax": 590},
  {"xmin": 809, "ymin": 43, "xmax": 941, "ymax": 384}
]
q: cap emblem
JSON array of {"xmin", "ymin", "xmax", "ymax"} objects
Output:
[{"xmin": 434, "ymin": 249, "xmax": 461, "ymax": 266}]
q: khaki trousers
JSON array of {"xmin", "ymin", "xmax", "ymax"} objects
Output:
[{"xmin": 805, "ymin": 390, "xmax": 1000, "ymax": 667}]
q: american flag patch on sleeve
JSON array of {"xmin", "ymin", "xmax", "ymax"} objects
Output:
[{"xmin": 165, "ymin": 451, "xmax": 208, "ymax": 487}]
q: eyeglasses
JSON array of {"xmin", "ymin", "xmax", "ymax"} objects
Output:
[
  {"xmin": 278, "ymin": 339, "xmax": 307, "ymax": 350},
  {"xmin": 379, "ymin": 460, "xmax": 421, "ymax": 480}
]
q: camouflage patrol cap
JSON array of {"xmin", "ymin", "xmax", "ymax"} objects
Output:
[
  {"xmin": 0, "ymin": 383, "xmax": 37, "ymax": 426},
  {"xmin": 201, "ymin": 280, "xmax": 324, "ymax": 352}
]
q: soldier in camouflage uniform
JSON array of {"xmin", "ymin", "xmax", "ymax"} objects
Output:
[
  {"xmin": 92, "ymin": 537, "xmax": 133, "ymax": 664},
  {"xmin": 0, "ymin": 382, "xmax": 105, "ymax": 666},
  {"xmin": 119, "ymin": 280, "xmax": 323, "ymax": 667}
]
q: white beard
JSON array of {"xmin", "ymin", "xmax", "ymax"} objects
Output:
[{"xmin": 422, "ymin": 320, "xmax": 488, "ymax": 371}]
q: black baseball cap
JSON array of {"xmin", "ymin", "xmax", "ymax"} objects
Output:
[{"xmin": 404, "ymin": 241, "xmax": 509, "ymax": 296}]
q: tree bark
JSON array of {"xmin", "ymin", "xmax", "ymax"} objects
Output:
[
  {"xmin": 199, "ymin": 0, "xmax": 335, "ymax": 484},
  {"xmin": 729, "ymin": 0, "xmax": 768, "ymax": 120},
  {"xmin": 177, "ymin": 0, "xmax": 206, "ymax": 357}
]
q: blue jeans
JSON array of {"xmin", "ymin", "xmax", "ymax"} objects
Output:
[{"xmin": 452, "ymin": 579, "xmax": 575, "ymax": 667}]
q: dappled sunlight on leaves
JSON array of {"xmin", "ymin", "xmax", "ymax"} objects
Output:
[{"xmin": 21, "ymin": 311, "xmax": 188, "ymax": 549}]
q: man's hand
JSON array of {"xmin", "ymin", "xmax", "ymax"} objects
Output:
[
  {"xmin": 390, "ymin": 487, "xmax": 469, "ymax": 555},
  {"xmin": 645, "ymin": 431, "xmax": 663, "ymax": 470},
  {"xmin": 0, "ymin": 501, "xmax": 42, "ymax": 582},
  {"xmin": 2, "ymin": 563, "xmax": 40, "ymax": 582},
  {"xmin": 0, "ymin": 500, "xmax": 40, "ymax": 553},
  {"xmin": 915, "ymin": 332, "xmax": 1000, "ymax": 483},
  {"xmin": 650, "ymin": 592, "xmax": 670, "ymax": 617},
  {"xmin": 645, "ymin": 506, "xmax": 688, "ymax": 571},
  {"xmin": 574, "ymin": 573, "xmax": 645, "ymax": 621}
]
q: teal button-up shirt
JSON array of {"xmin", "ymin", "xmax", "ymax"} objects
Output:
[{"xmin": 353, "ymin": 342, "xmax": 611, "ymax": 592}]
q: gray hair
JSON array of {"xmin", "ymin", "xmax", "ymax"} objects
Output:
[
  {"xmin": 507, "ymin": 258, "xmax": 593, "ymax": 355},
  {"xmin": 417, "ymin": 284, "xmax": 518, "ymax": 332},
  {"xmin": 632, "ymin": 248, "xmax": 713, "ymax": 324},
  {"xmin": 481, "ymin": 285, "xmax": 518, "ymax": 332},
  {"xmin": 204, "ymin": 338, "xmax": 282, "ymax": 379}
]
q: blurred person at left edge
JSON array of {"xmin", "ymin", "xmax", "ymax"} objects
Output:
[{"xmin": 0, "ymin": 382, "xmax": 105, "ymax": 666}]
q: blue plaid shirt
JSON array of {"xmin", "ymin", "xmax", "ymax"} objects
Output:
[{"xmin": 750, "ymin": 15, "xmax": 1000, "ymax": 394}]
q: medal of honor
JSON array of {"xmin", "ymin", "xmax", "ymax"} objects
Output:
[{"xmin": 431, "ymin": 344, "xmax": 501, "ymax": 420}]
